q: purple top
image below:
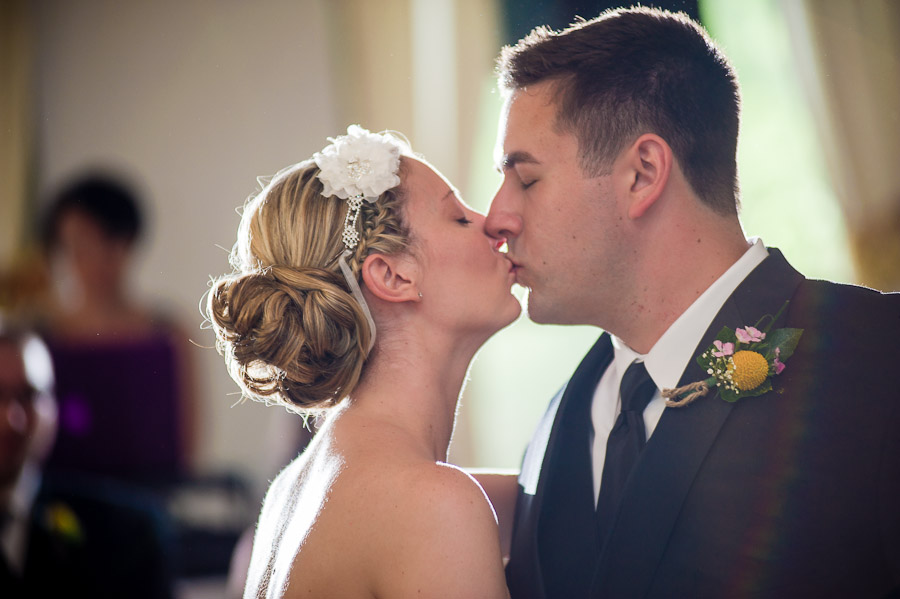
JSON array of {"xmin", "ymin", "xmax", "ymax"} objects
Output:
[{"xmin": 45, "ymin": 332, "xmax": 184, "ymax": 482}]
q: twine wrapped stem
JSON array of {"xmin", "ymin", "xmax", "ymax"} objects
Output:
[{"xmin": 662, "ymin": 379, "xmax": 713, "ymax": 408}]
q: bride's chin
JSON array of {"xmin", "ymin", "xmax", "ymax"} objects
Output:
[
  {"xmin": 476, "ymin": 302, "xmax": 521, "ymax": 342},
  {"xmin": 499, "ymin": 295, "xmax": 523, "ymax": 328}
]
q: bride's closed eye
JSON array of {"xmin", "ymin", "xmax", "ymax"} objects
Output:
[{"xmin": 457, "ymin": 216, "xmax": 474, "ymax": 225}]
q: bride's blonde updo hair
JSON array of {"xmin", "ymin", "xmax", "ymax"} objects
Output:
[{"xmin": 206, "ymin": 156, "xmax": 411, "ymax": 413}]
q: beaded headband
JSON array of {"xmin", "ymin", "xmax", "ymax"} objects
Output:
[{"xmin": 312, "ymin": 126, "xmax": 406, "ymax": 353}]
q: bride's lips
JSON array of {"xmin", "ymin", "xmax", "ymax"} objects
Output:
[{"xmin": 504, "ymin": 255, "xmax": 521, "ymax": 283}]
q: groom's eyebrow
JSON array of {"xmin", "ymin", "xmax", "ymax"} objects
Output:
[{"xmin": 497, "ymin": 151, "xmax": 540, "ymax": 172}]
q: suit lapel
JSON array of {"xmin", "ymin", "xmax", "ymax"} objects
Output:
[
  {"xmin": 591, "ymin": 249, "xmax": 805, "ymax": 597},
  {"xmin": 534, "ymin": 334, "xmax": 612, "ymax": 597},
  {"xmin": 0, "ymin": 546, "xmax": 22, "ymax": 596},
  {"xmin": 535, "ymin": 333, "xmax": 613, "ymax": 499}
]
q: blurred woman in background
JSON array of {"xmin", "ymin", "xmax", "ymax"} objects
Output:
[{"xmin": 39, "ymin": 174, "xmax": 196, "ymax": 484}]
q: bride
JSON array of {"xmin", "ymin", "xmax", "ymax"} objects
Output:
[{"xmin": 207, "ymin": 126, "xmax": 519, "ymax": 598}]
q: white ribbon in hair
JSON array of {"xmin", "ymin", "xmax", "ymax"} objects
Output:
[{"xmin": 338, "ymin": 249, "xmax": 376, "ymax": 353}]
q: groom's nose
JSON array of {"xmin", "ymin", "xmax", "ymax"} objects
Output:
[{"xmin": 485, "ymin": 183, "xmax": 523, "ymax": 243}]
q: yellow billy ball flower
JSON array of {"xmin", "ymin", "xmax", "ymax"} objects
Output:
[
  {"xmin": 728, "ymin": 350, "xmax": 769, "ymax": 391},
  {"xmin": 45, "ymin": 503, "xmax": 83, "ymax": 542}
]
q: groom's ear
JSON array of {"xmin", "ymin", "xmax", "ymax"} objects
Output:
[
  {"xmin": 360, "ymin": 252, "xmax": 419, "ymax": 303},
  {"xmin": 624, "ymin": 133, "xmax": 672, "ymax": 220}
]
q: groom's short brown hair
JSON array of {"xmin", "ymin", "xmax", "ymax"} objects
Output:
[{"xmin": 497, "ymin": 7, "xmax": 741, "ymax": 216}]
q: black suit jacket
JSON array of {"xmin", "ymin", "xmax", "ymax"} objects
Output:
[
  {"xmin": 0, "ymin": 475, "xmax": 173, "ymax": 599},
  {"xmin": 506, "ymin": 249, "xmax": 900, "ymax": 598}
]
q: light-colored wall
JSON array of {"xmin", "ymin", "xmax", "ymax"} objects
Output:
[{"xmin": 34, "ymin": 0, "xmax": 339, "ymax": 494}]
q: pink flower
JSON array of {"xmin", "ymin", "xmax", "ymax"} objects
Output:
[
  {"xmin": 735, "ymin": 326, "xmax": 765, "ymax": 344},
  {"xmin": 773, "ymin": 347, "xmax": 785, "ymax": 375},
  {"xmin": 712, "ymin": 340, "xmax": 734, "ymax": 357}
]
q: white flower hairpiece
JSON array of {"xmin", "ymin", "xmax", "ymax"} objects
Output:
[
  {"xmin": 311, "ymin": 125, "xmax": 407, "ymax": 355},
  {"xmin": 314, "ymin": 125, "xmax": 403, "ymax": 201},
  {"xmin": 314, "ymin": 125, "xmax": 404, "ymax": 250}
]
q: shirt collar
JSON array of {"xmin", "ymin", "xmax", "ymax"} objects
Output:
[
  {"xmin": 611, "ymin": 238, "xmax": 769, "ymax": 390},
  {"xmin": 1, "ymin": 463, "xmax": 42, "ymax": 574},
  {"xmin": 7, "ymin": 463, "xmax": 40, "ymax": 521}
]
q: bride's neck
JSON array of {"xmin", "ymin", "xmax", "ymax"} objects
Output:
[{"xmin": 347, "ymin": 330, "xmax": 479, "ymax": 463}]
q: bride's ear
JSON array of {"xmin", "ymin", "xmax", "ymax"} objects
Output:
[{"xmin": 360, "ymin": 252, "xmax": 420, "ymax": 303}]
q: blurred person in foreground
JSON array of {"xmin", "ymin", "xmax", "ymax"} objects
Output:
[
  {"xmin": 0, "ymin": 316, "xmax": 173, "ymax": 597},
  {"xmin": 207, "ymin": 126, "xmax": 519, "ymax": 598},
  {"xmin": 480, "ymin": 7, "xmax": 900, "ymax": 598},
  {"xmin": 39, "ymin": 173, "xmax": 197, "ymax": 484}
]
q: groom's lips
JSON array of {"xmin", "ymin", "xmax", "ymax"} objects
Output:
[{"xmin": 507, "ymin": 256, "xmax": 522, "ymax": 280}]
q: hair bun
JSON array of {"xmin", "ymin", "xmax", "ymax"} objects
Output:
[{"xmin": 208, "ymin": 264, "xmax": 371, "ymax": 411}]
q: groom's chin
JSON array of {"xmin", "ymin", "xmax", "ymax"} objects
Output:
[
  {"xmin": 523, "ymin": 290, "xmax": 585, "ymax": 326},
  {"xmin": 523, "ymin": 291, "xmax": 556, "ymax": 325}
]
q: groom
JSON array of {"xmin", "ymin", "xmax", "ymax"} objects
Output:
[{"xmin": 484, "ymin": 7, "xmax": 900, "ymax": 598}]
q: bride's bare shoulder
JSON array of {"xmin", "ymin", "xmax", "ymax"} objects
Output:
[
  {"xmin": 346, "ymin": 458, "xmax": 507, "ymax": 598},
  {"xmin": 399, "ymin": 461, "xmax": 497, "ymax": 518},
  {"xmin": 313, "ymin": 416, "xmax": 509, "ymax": 597},
  {"xmin": 336, "ymin": 425, "xmax": 494, "ymax": 521}
]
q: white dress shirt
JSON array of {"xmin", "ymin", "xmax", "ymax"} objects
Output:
[
  {"xmin": 1, "ymin": 464, "xmax": 41, "ymax": 574},
  {"xmin": 591, "ymin": 238, "xmax": 769, "ymax": 503}
]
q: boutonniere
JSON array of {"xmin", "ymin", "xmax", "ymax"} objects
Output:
[
  {"xmin": 662, "ymin": 301, "xmax": 803, "ymax": 407},
  {"xmin": 42, "ymin": 501, "xmax": 84, "ymax": 545}
]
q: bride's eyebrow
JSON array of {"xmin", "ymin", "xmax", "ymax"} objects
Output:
[{"xmin": 439, "ymin": 189, "xmax": 459, "ymax": 207}]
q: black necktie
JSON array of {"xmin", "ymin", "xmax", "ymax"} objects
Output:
[{"xmin": 596, "ymin": 361, "xmax": 657, "ymax": 543}]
